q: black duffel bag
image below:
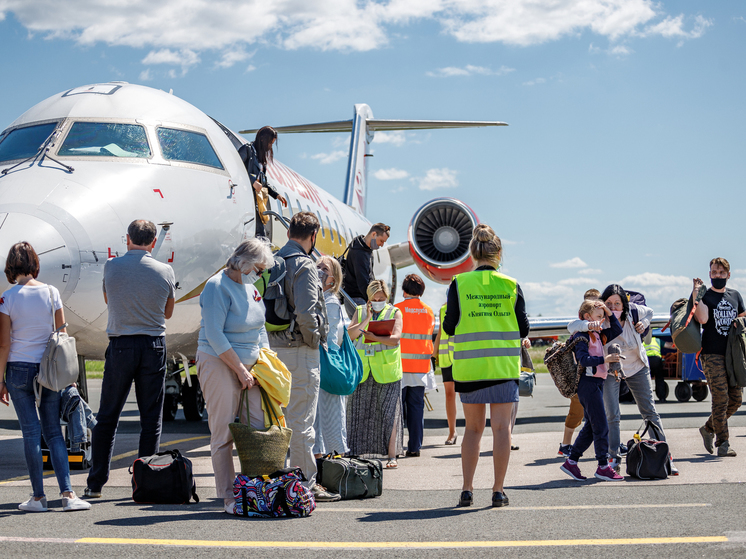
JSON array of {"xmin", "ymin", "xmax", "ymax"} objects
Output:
[
  {"xmin": 130, "ymin": 449, "xmax": 199, "ymax": 504},
  {"xmin": 626, "ymin": 421, "xmax": 672, "ymax": 480},
  {"xmin": 316, "ymin": 453, "xmax": 382, "ymax": 499}
]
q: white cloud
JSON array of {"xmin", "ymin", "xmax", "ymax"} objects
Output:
[
  {"xmin": 142, "ymin": 48, "xmax": 200, "ymax": 67},
  {"xmin": 0, "ymin": 0, "xmax": 710, "ymax": 71},
  {"xmin": 245, "ymin": 64, "xmax": 257, "ymax": 73},
  {"xmin": 550, "ymin": 257, "xmax": 587, "ymax": 269},
  {"xmin": 620, "ymin": 272, "xmax": 690, "ymax": 287},
  {"xmin": 578, "ymin": 268, "xmax": 603, "ymax": 275},
  {"xmin": 216, "ymin": 48, "xmax": 255, "ymax": 69},
  {"xmin": 522, "ymin": 77, "xmax": 546, "ymax": 86},
  {"xmin": 374, "ymin": 168, "xmax": 409, "ymax": 180},
  {"xmin": 609, "ymin": 44, "xmax": 632, "ymax": 56},
  {"xmin": 412, "ymin": 168, "xmax": 458, "ymax": 191},
  {"xmin": 310, "ymin": 150, "xmax": 347, "ymax": 164},
  {"xmin": 372, "ymin": 131, "xmax": 406, "ymax": 146},
  {"xmin": 426, "ymin": 64, "xmax": 515, "ymax": 78},
  {"xmin": 558, "ymin": 277, "xmax": 598, "ymax": 286},
  {"xmin": 138, "ymin": 68, "xmax": 152, "ymax": 81}
]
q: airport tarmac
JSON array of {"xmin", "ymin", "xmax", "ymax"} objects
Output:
[{"xmin": 1, "ymin": 376, "xmax": 746, "ymax": 558}]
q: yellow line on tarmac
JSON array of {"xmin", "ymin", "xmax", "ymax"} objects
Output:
[
  {"xmin": 315, "ymin": 503, "xmax": 711, "ymax": 513},
  {"xmin": 0, "ymin": 435, "xmax": 208, "ymax": 485},
  {"xmin": 74, "ymin": 536, "xmax": 729, "ymax": 549}
]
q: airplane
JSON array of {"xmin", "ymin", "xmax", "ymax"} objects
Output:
[{"xmin": 0, "ymin": 81, "xmax": 510, "ymax": 417}]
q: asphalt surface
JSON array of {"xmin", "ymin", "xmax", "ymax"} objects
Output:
[{"xmin": 1, "ymin": 375, "xmax": 745, "ymax": 558}]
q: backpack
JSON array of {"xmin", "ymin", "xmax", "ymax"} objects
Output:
[
  {"xmin": 670, "ymin": 297, "xmax": 702, "ymax": 354},
  {"xmin": 626, "ymin": 290, "xmax": 650, "ymax": 340},
  {"xmin": 35, "ymin": 286, "xmax": 78, "ymax": 405},
  {"xmin": 233, "ymin": 467, "xmax": 316, "ymax": 518},
  {"xmin": 544, "ymin": 334, "xmax": 588, "ymax": 398},
  {"xmin": 255, "ymin": 250, "xmax": 308, "ymax": 332}
]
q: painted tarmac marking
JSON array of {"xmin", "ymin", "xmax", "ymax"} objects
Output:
[
  {"xmin": 315, "ymin": 503, "xmax": 712, "ymax": 513},
  {"xmin": 65, "ymin": 536, "xmax": 729, "ymax": 549},
  {"xmin": 0, "ymin": 435, "xmax": 209, "ymax": 485}
]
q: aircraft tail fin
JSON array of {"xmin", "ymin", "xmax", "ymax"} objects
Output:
[{"xmin": 240, "ymin": 113, "xmax": 507, "ymax": 217}]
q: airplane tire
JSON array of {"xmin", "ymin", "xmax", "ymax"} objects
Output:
[
  {"xmin": 692, "ymin": 383, "xmax": 709, "ymax": 402},
  {"xmin": 182, "ymin": 375, "xmax": 205, "ymax": 421},
  {"xmin": 675, "ymin": 382, "xmax": 692, "ymax": 402},
  {"xmin": 163, "ymin": 394, "xmax": 179, "ymax": 422}
]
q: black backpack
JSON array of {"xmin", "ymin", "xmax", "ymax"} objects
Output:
[{"xmin": 256, "ymin": 250, "xmax": 309, "ymax": 332}]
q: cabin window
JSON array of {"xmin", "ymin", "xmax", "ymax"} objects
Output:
[
  {"xmin": 283, "ymin": 193, "xmax": 292, "ymax": 218},
  {"xmin": 317, "ymin": 211, "xmax": 325, "ymax": 238},
  {"xmin": 296, "ymin": 199, "xmax": 303, "ymax": 214},
  {"xmin": 156, "ymin": 127, "xmax": 223, "ymax": 169},
  {"xmin": 334, "ymin": 220, "xmax": 342, "ymax": 244},
  {"xmin": 59, "ymin": 122, "xmax": 150, "ymax": 158},
  {"xmin": 0, "ymin": 122, "xmax": 58, "ymax": 163},
  {"xmin": 326, "ymin": 216, "xmax": 335, "ymax": 243}
]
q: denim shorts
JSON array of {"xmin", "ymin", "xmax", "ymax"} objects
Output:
[{"xmin": 459, "ymin": 380, "xmax": 519, "ymax": 404}]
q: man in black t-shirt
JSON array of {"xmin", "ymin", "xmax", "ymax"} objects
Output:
[{"xmin": 693, "ymin": 257, "xmax": 746, "ymax": 457}]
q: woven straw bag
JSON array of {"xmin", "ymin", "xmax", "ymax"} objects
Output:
[{"xmin": 229, "ymin": 387, "xmax": 292, "ymax": 478}]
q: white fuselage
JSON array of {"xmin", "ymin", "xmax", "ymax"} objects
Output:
[{"xmin": 0, "ymin": 83, "xmax": 389, "ymax": 358}]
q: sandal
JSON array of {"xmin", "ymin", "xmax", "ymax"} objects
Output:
[
  {"xmin": 385, "ymin": 459, "xmax": 398, "ymax": 469},
  {"xmin": 445, "ymin": 435, "xmax": 458, "ymax": 446}
]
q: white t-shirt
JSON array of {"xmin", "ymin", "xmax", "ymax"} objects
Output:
[{"xmin": 0, "ymin": 284, "xmax": 63, "ymax": 363}]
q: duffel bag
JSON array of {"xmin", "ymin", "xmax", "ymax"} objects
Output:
[
  {"xmin": 626, "ymin": 421, "xmax": 672, "ymax": 480},
  {"xmin": 130, "ymin": 449, "xmax": 199, "ymax": 504},
  {"xmin": 316, "ymin": 453, "xmax": 382, "ymax": 499},
  {"xmin": 233, "ymin": 467, "xmax": 316, "ymax": 518}
]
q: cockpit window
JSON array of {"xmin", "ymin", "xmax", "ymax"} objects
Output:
[
  {"xmin": 156, "ymin": 127, "xmax": 223, "ymax": 169},
  {"xmin": 0, "ymin": 122, "xmax": 58, "ymax": 163},
  {"xmin": 58, "ymin": 122, "xmax": 150, "ymax": 158}
]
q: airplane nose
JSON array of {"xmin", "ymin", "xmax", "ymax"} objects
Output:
[{"xmin": 0, "ymin": 212, "xmax": 78, "ymax": 295}]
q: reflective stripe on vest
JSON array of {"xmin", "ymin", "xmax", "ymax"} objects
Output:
[
  {"xmin": 451, "ymin": 270, "xmax": 520, "ymax": 382},
  {"xmin": 355, "ymin": 304, "xmax": 403, "ymax": 384},
  {"xmin": 395, "ymin": 298, "xmax": 435, "ymax": 374},
  {"xmin": 438, "ymin": 304, "xmax": 454, "ymax": 368},
  {"xmin": 645, "ymin": 337, "xmax": 662, "ymax": 358}
]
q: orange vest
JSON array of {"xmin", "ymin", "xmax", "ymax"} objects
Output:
[{"xmin": 394, "ymin": 298, "xmax": 435, "ymax": 374}]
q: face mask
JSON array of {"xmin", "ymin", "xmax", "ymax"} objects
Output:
[
  {"xmin": 243, "ymin": 270, "xmax": 260, "ymax": 285},
  {"xmin": 371, "ymin": 301, "xmax": 386, "ymax": 312},
  {"xmin": 309, "ymin": 233, "xmax": 317, "ymax": 256},
  {"xmin": 369, "ymin": 235, "xmax": 379, "ymax": 251},
  {"xmin": 712, "ymin": 277, "xmax": 727, "ymax": 289},
  {"xmin": 317, "ymin": 269, "xmax": 330, "ymax": 288},
  {"xmin": 612, "ymin": 310, "xmax": 622, "ymax": 319}
]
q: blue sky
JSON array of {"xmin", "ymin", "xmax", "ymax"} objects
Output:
[{"xmin": 0, "ymin": 0, "xmax": 743, "ymax": 316}]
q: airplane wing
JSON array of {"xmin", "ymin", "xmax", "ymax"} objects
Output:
[
  {"xmin": 528, "ymin": 314, "xmax": 671, "ymax": 337},
  {"xmin": 240, "ymin": 119, "xmax": 507, "ymax": 135}
]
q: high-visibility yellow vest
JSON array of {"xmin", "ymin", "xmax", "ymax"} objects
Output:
[
  {"xmin": 355, "ymin": 304, "xmax": 403, "ymax": 384},
  {"xmin": 644, "ymin": 337, "xmax": 662, "ymax": 358},
  {"xmin": 438, "ymin": 304, "xmax": 454, "ymax": 368},
  {"xmin": 394, "ymin": 298, "xmax": 435, "ymax": 374},
  {"xmin": 452, "ymin": 270, "xmax": 521, "ymax": 383}
]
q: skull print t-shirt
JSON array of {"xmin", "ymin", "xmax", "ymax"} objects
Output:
[{"xmin": 701, "ymin": 288, "xmax": 745, "ymax": 355}]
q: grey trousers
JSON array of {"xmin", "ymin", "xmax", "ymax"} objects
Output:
[
  {"xmin": 603, "ymin": 367, "xmax": 666, "ymax": 461},
  {"xmin": 275, "ymin": 345, "xmax": 320, "ymax": 488}
]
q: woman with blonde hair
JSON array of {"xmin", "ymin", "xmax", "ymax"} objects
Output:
[
  {"xmin": 313, "ymin": 255, "xmax": 349, "ymax": 457},
  {"xmin": 347, "ymin": 279, "xmax": 404, "ymax": 468},
  {"xmin": 443, "ymin": 224, "xmax": 530, "ymax": 507}
]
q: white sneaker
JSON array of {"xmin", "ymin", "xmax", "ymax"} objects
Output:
[
  {"xmin": 19, "ymin": 496, "xmax": 48, "ymax": 512},
  {"xmin": 224, "ymin": 502, "xmax": 236, "ymax": 515},
  {"xmin": 62, "ymin": 492, "xmax": 92, "ymax": 511}
]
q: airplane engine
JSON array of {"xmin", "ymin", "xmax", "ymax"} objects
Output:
[{"xmin": 407, "ymin": 198, "xmax": 478, "ymax": 284}]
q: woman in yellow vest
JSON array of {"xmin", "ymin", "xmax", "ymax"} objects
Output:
[
  {"xmin": 347, "ymin": 280, "xmax": 404, "ymax": 468},
  {"xmin": 394, "ymin": 274, "xmax": 435, "ymax": 458},
  {"xmin": 433, "ymin": 300, "xmax": 458, "ymax": 445},
  {"xmin": 443, "ymin": 224, "xmax": 529, "ymax": 508}
]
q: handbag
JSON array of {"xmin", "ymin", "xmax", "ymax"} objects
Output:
[
  {"xmin": 626, "ymin": 420, "xmax": 671, "ymax": 480},
  {"xmin": 519, "ymin": 345, "xmax": 536, "ymax": 397},
  {"xmin": 319, "ymin": 329, "xmax": 363, "ymax": 396},
  {"xmin": 35, "ymin": 286, "xmax": 78, "ymax": 405},
  {"xmin": 316, "ymin": 453, "xmax": 382, "ymax": 500},
  {"xmin": 130, "ymin": 449, "xmax": 199, "ymax": 504},
  {"xmin": 233, "ymin": 467, "xmax": 315, "ymax": 518},
  {"xmin": 229, "ymin": 387, "xmax": 292, "ymax": 478}
]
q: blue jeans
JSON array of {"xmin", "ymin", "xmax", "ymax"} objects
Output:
[
  {"xmin": 570, "ymin": 375, "xmax": 609, "ymax": 467},
  {"xmin": 87, "ymin": 335, "xmax": 166, "ymax": 491},
  {"xmin": 6, "ymin": 362, "xmax": 72, "ymax": 497},
  {"xmin": 604, "ymin": 367, "xmax": 665, "ymax": 461},
  {"xmin": 402, "ymin": 386, "xmax": 425, "ymax": 453}
]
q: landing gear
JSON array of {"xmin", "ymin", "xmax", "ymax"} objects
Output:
[
  {"xmin": 182, "ymin": 375, "xmax": 205, "ymax": 421},
  {"xmin": 163, "ymin": 359, "xmax": 204, "ymax": 422}
]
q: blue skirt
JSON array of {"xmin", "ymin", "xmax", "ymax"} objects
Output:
[{"xmin": 459, "ymin": 381, "xmax": 519, "ymax": 404}]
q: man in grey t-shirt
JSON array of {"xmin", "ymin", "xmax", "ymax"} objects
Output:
[{"xmin": 86, "ymin": 220, "xmax": 175, "ymax": 498}]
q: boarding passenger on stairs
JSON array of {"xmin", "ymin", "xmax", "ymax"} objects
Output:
[
  {"xmin": 342, "ymin": 223, "xmax": 390, "ymax": 315},
  {"xmin": 267, "ymin": 212, "xmax": 339, "ymax": 502},
  {"xmin": 395, "ymin": 274, "xmax": 435, "ymax": 458}
]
